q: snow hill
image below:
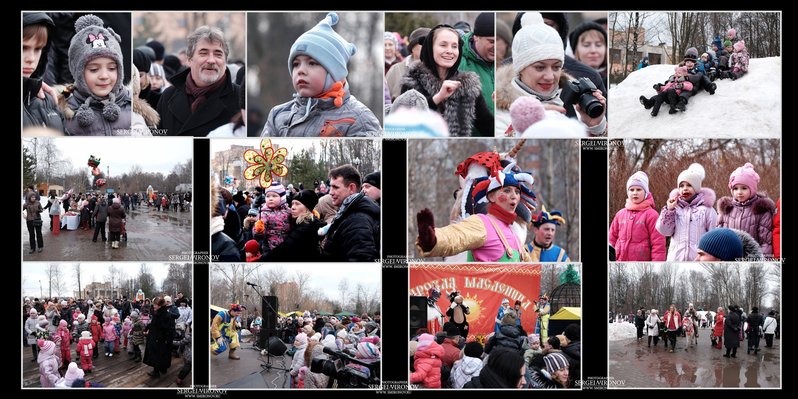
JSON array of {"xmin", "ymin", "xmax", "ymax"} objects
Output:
[
  {"xmin": 608, "ymin": 321, "xmax": 637, "ymax": 342},
  {"xmin": 609, "ymin": 57, "xmax": 781, "ymax": 138}
]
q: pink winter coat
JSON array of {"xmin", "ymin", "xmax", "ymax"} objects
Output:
[
  {"xmin": 717, "ymin": 194, "xmax": 775, "ymax": 256},
  {"xmin": 660, "ymin": 76, "xmax": 694, "ymax": 95},
  {"xmin": 410, "ymin": 341, "xmax": 444, "ymax": 388},
  {"xmin": 102, "ymin": 323, "xmax": 117, "ymax": 342},
  {"xmin": 609, "ymin": 192, "xmax": 667, "ymax": 261},
  {"xmin": 57, "ymin": 327, "xmax": 71, "ymax": 350},
  {"xmin": 656, "ymin": 188, "xmax": 718, "ymax": 261}
]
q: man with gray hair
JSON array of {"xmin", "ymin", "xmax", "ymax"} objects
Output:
[{"xmin": 157, "ymin": 25, "xmax": 241, "ymax": 136}]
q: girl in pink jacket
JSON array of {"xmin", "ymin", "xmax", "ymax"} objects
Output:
[
  {"xmin": 610, "ymin": 171, "xmax": 666, "ymax": 261},
  {"xmin": 716, "ymin": 163, "xmax": 775, "ymax": 256},
  {"xmin": 410, "ymin": 333, "xmax": 443, "ymax": 388},
  {"xmin": 656, "ymin": 163, "xmax": 718, "ymax": 261}
]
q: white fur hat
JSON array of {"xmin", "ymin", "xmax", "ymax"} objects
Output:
[{"xmin": 677, "ymin": 163, "xmax": 706, "ymax": 191}]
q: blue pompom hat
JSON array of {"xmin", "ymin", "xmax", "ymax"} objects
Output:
[{"xmin": 288, "ymin": 12, "xmax": 357, "ymax": 90}]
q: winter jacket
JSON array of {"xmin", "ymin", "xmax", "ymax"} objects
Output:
[
  {"xmin": 63, "ymin": 86, "xmax": 132, "ymax": 136},
  {"xmin": 323, "ymin": 193, "xmax": 380, "ymax": 262},
  {"xmin": 763, "ymin": 316, "xmax": 777, "ymax": 335},
  {"xmin": 450, "ymin": 355, "xmax": 483, "ymax": 389},
  {"xmin": 745, "ymin": 311, "xmax": 763, "ymax": 336},
  {"xmin": 609, "ymin": 193, "xmax": 667, "ymax": 261},
  {"xmin": 386, "ymin": 56, "xmax": 417, "ymax": 100},
  {"xmin": 561, "ymin": 340, "xmax": 581, "ymax": 388},
  {"xmin": 211, "ymin": 216, "xmax": 241, "ymax": 262},
  {"xmin": 459, "ymin": 32, "xmax": 495, "ymax": 115},
  {"xmin": 263, "ymin": 215, "xmax": 326, "ymax": 262},
  {"xmin": 23, "ymin": 13, "xmax": 65, "ymax": 132},
  {"xmin": 173, "ymin": 328, "xmax": 192, "ymax": 363},
  {"xmin": 773, "ymin": 199, "xmax": 780, "ymax": 258},
  {"xmin": 290, "ymin": 344, "xmax": 307, "ymax": 377},
  {"xmin": 724, "ymin": 311, "xmax": 741, "ymax": 348},
  {"xmin": 89, "ymin": 322, "xmax": 102, "ymax": 343},
  {"xmin": 713, "ymin": 312, "xmax": 725, "ymax": 337},
  {"xmin": 401, "ymin": 62, "xmax": 493, "ymax": 137},
  {"xmin": 92, "ymin": 199, "xmax": 108, "ymax": 222},
  {"xmin": 25, "ymin": 317, "xmax": 39, "ymax": 345},
  {"xmin": 24, "ymin": 200, "xmax": 43, "ymax": 221},
  {"xmin": 658, "ymin": 75, "xmax": 694, "ymax": 95},
  {"xmin": 485, "ymin": 324, "xmax": 525, "ymax": 354},
  {"xmin": 527, "ymin": 369, "xmax": 563, "ymax": 389},
  {"xmin": 102, "ymin": 323, "xmax": 117, "ymax": 342},
  {"xmin": 259, "ymin": 203, "xmax": 291, "ymax": 251},
  {"xmin": 494, "ymin": 64, "xmax": 605, "ymax": 137},
  {"xmin": 717, "ymin": 194, "xmax": 775, "ymax": 256},
  {"xmin": 440, "ymin": 338, "xmax": 461, "ymax": 368},
  {"xmin": 410, "ymin": 341, "xmax": 444, "ymax": 388},
  {"xmin": 130, "ymin": 320, "xmax": 146, "ymax": 346},
  {"xmin": 107, "ymin": 202, "xmax": 126, "ymax": 233},
  {"xmin": 157, "ymin": 68, "xmax": 241, "ymax": 136},
  {"xmin": 262, "ymin": 86, "xmax": 381, "ymax": 137},
  {"xmin": 143, "ymin": 306, "xmax": 176, "ymax": 372},
  {"xmin": 663, "ymin": 310, "xmax": 681, "ymax": 331},
  {"xmin": 656, "ymin": 188, "xmax": 718, "ymax": 261},
  {"xmin": 730, "ymin": 50, "xmax": 750, "ymax": 73},
  {"xmin": 646, "ymin": 314, "xmax": 661, "ymax": 337},
  {"xmin": 38, "ymin": 344, "xmax": 61, "ymax": 387}
]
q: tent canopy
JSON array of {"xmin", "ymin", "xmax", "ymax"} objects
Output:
[
  {"xmin": 551, "ymin": 307, "xmax": 581, "ymax": 320},
  {"xmin": 335, "ymin": 311, "xmax": 356, "ymax": 317},
  {"xmin": 317, "ymin": 311, "xmax": 334, "ymax": 316}
]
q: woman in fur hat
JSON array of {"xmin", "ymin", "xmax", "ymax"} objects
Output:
[{"xmin": 400, "ymin": 24, "xmax": 494, "ymax": 137}]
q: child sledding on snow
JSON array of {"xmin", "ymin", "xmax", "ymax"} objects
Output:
[
  {"xmin": 719, "ymin": 41, "xmax": 749, "ymax": 80},
  {"xmin": 639, "ymin": 66, "xmax": 693, "ymax": 116}
]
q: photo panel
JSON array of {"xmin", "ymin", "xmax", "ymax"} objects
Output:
[
  {"xmin": 408, "ymin": 138, "xmax": 580, "ymax": 263},
  {"xmin": 209, "ymin": 263, "xmax": 382, "ymax": 389},
  {"xmin": 608, "ymin": 262, "xmax": 781, "ymax": 388},
  {"xmin": 248, "ymin": 12, "xmax": 384, "ymax": 137},
  {"xmin": 408, "ymin": 263, "xmax": 582, "ymax": 389},
  {"xmin": 608, "ymin": 138, "xmax": 780, "ymax": 262},
  {"xmin": 21, "ymin": 262, "xmax": 195, "ymax": 388},
  {"xmin": 132, "ymin": 11, "xmax": 246, "ymax": 137},
  {"xmin": 210, "ymin": 138, "xmax": 381, "ymax": 263},
  {"xmin": 608, "ymin": 12, "xmax": 781, "ymax": 138},
  {"xmin": 384, "ymin": 12, "xmax": 496, "ymax": 138},
  {"xmin": 495, "ymin": 12, "xmax": 608, "ymax": 138},
  {"xmin": 22, "ymin": 137, "xmax": 193, "ymax": 262},
  {"xmin": 22, "ymin": 12, "xmax": 132, "ymax": 136}
]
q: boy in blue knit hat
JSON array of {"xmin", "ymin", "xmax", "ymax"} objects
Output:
[{"xmin": 261, "ymin": 13, "xmax": 381, "ymax": 137}]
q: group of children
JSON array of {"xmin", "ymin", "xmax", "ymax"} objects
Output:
[
  {"xmin": 30, "ymin": 306, "xmax": 148, "ymax": 387},
  {"xmin": 639, "ymin": 28, "xmax": 750, "ymax": 116},
  {"xmin": 610, "ymin": 162, "xmax": 776, "ymax": 262}
]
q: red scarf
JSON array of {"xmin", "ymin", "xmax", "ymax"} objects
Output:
[
  {"xmin": 185, "ymin": 71, "xmax": 227, "ymax": 113},
  {"xmin": 488, "ymin": 203, "xmax": 516, "ymax": 225},
  {"xmin": 313, "ymin": 80, "xmax": 347, "ymax": 108}
]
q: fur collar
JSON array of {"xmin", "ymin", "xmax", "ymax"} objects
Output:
[
  {"xmin": 495, "ymin": 63, "xmax": 575, "ymax": 111},
  {"xmin": 132, "ymin": 96, "xmax": 160, "ymax": 128},
  {"xmin": 402, "ymin": 62, "xmax": 482, "ymax": 137},
  {"xmin": 718, "ymin": 193, "xmax": 775, "ymax": 216},
  {"xmin": 668, "ymin": 187, "xmax": 716, "ymax": 208}
]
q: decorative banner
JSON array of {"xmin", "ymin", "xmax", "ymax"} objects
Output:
[
  {"xmin": 243, "ymin": 139, "xmax": 289, "ymax": 188},
  {"xmin": 410, "ymin": 264, "xmax": 541, "ymax": 341}
]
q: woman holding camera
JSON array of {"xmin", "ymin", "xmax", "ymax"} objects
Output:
[
  {"xmin": 495, "ymin": 12, "xmax": 606, "ymax": 137},
  {"xmin": 400, "ymin": 24, "xmax": 494, "ymax": 137}
]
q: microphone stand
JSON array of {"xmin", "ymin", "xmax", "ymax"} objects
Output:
[{"xmin": 247, "ymin": 284, "xmax": 291, "ymax": 388}]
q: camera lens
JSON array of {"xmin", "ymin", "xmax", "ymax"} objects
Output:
[{"xmin": 580, "ymin": 93, "xmax": 604, "ymax": 118}]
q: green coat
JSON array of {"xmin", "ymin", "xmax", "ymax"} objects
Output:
[{"xmin": 459, "ymin": 32, "xmax": 495, "ymax": 116}]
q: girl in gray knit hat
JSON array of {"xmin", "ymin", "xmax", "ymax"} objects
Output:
[{"xmin": 64, "ymin": 14, "xmax": 132, "ymax": 136}]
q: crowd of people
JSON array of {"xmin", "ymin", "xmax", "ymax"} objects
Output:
[
  {"xmin": 212, "ymin": 165, "xmax": 380, "ymax": 262},
  {"xmin": 625, "ymin": 303, "xmax": 779, "ymax": 357},
  {"xmin": 23, "ymin": 293, "xmax": 193, "ymax": 387},
  {"xmin": 23, "ymin": 186, "xmax": 192, "ymax": 254},
  {"xmin": 212, "ymin": 305, "xmax": 381, "ymax": 388},
  {"xmin": 610, "ymin": 162, "xmax": 778, "ymax": 261}
]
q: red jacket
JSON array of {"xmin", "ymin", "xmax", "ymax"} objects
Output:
[
  {"xmin": 410, "ymin": 341, "xmax": 444, "ymax": 388},
  {"xmin": 76, "ymin": 337, "xmax": 94, "ymax": 357},
  {"xmin": 714, "ymin": 312, "xmax": 725, "ymax": 337},
  {"xmin": 440, "ymin": 338, "xmax": 461, "ymax": 368},
  {"xmin": 90, "ymin": 322, "xmax": 103, "ymax": 343},
  {"xmin": 664, "ymin": 310, "xmax": 681, "ymax": 331}
]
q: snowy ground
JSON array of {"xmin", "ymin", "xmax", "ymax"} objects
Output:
[
  {"xmin": 608, "ymin": 321, "xmax": 638, "ymax": 341},
  {"xmin": 609, "ymin": 57, "xmax": 781, "ymax": 138}
]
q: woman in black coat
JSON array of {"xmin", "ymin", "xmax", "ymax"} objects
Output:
[
  {"xmin": 144, "ymin": 297, "xmax": 176, "ymax": 377},
  {"xmin": 723, "ymin": 305, "xmax": 742, "ymax": 358},
  {"xmin": 262, "ymin": 190, "xmax": 325, "ymax": 262}
]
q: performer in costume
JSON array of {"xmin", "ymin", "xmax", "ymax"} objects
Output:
[
  {"xmin": 211, "ymin": 304, "xmax": 242, "ymax": 360},
  {"xmin": 534, "ymin": 294, "xmax": 551, "ymax": 342},
  {"xmin": 87, "ymin": 155, "xmax": 107, "ymax": 189},
  {"xmin": 446, "ymin": 290, "xmax": 470, "ymax": 339},
  {"xmin": 527, "ymin": 206, "xmax": 570, "ymax": 262},
  {"xmin": 495, "ymin": 298, "xmax": 510, "ymax": 335},
  {"xmin": 426, "ymin": 288, "xmax": 444, "ymax": 335},
  {"xmin": 416, "ymin": 162, "xmax": 536, "ymax": 262}
]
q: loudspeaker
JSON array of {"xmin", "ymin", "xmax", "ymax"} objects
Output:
[
  {"xmin": 259, "ymin": 296, "xmax": 279, "ymax": 349},
  {"xmin": 409, "ymin": 296, "xmax": 428, "ymax": 337}
]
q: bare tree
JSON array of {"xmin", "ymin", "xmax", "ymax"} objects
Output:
[
  {"xmin": 338, "ymin": 278, "xmax": 349, "ymax": 311},
  {"xmin": 73, "ymin": 264, "xmax": 82, "ymax": 299},
  {"xmin": 47, "ymin": 264, "xmax": 65, "ymax": 298}
]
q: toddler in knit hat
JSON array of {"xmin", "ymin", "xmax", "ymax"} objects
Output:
[
  {"xmin": 259, "ymin": 181, "xmax": 291, "ymax": 251},
  {"xmin": 716, "ymin": 163, "xmax": 775, "ymax": 256},
  {"xmin": 609, "ymin": 170, "xmax": 666, "ymax": 261},
  {"xmin": 64, "ymin": 14, "xmax": 132, "ymax": 136},
  {"xmin": 655, "ymin": 163, "xmax": 718, "ymax": 261},
  {"xmin": 261, "ymin": 12, "xmax": 381, "ymax": 137},
  {"xmin": 244, "ymin": 239, "xmax": 262, "ymax": 262}
]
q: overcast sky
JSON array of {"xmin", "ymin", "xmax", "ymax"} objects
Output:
[
  {"xmin": 212, "ymin": 138, "xmax": 338, "ymax": 161},
  {"xmin": 24, "ymin": 138, "xmax": 193, "ymax": 176},
  {"xmin": 21, "ymin": 263, "xmax": 179, "ymax": 299}
]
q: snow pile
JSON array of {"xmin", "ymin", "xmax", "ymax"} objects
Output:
[
  {"xmin": 608, "ymin": 321, "xmax": 637, "ymax": 342},
  {"xmin": 609, "ymin": 57, "xmax": 781, "ymax": 138}
]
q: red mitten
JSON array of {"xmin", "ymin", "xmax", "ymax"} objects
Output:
[{"xmin": 417, "ymin": 208, "xmax": 437, "ymax": 252}]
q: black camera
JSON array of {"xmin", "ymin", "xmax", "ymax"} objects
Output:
[
  {"xmin": 560, "ymin": 77, "xmax": 604, "ymax": 118},
  {"xmin": 310, "ymin": 347, "xmax": 380, "ymax": 388}
]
